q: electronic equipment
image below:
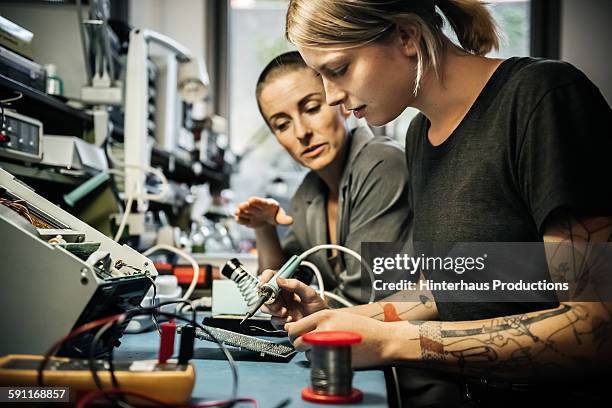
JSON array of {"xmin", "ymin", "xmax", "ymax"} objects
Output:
[
  {"xmin": 41, "ymin": 134, "xmax": 108, "ymax": 172},
  {"xmin": 0, "ymin": 168, "xmax": 157, "ymax": 357},
  {"xmin": 180, "ymin": 325, "xmax": 296, "ymax": 360},
  {"xmin": 239, "ymin": 255, "xmax": 303, "ymax": 324},
  {"xmin": 0, "ymin": 110, "xmax": 43, "ymax": 162},
  {"xmin": 0, "ymin": 44, "xmax": 46, "ymax": 92},
  {"xmin": 0, "ymin": 354, "xmax": 195, "ymax": 405}
]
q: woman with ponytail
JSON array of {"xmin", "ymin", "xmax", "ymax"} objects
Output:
[{"xmin": 259, "ymin": 0, "xmax": 612, "ymax": 406}]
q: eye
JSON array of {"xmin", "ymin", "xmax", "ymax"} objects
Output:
[
  {"xmin": 305, "ymin": 104, "xmax": 321, "ymax": 114},
  {"xmin": 275, "ymin": 121, "xmax": 290, "ymax": 132},
  {"xmin": 329, "ymin": 64, "xmax": 348, "ymax": 78}
]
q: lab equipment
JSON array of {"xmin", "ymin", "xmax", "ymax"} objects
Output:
[
  {"xmin": 0, "ymin": 109, "xmax": 43, "ymax": 162},
  {"xmin": 179, "ymin": 325, "xmax": 295, "ymax": 360},
  {"xmin": 301, "ymin": 331, "xmax": 363, "ymax": 404},
  {"xmin": 0, "ymin": 168, "xmax": 156, "ymax": 357},
  {"xmin": 0, "ymin": 354, "xmax": 195, "ymax": 405}
]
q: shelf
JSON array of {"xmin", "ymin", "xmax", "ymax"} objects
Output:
[
  {"xmin": 0, "ymin": 161, "xmax": 87, "ymax": 187},
  {"xmin": 0, "ymin": 74, "xmax": 93, "ymax": 137},
  {"xmin": 151, "ymin": 147, "xmax": 230, "ymax": 186}
]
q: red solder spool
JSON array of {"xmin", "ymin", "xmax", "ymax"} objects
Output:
[{"xmin": 301, "ymin": 331, "xmax": 363, "ymax": 404}]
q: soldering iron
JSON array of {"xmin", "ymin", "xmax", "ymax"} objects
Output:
[{"xmin": 240, "ymin": 254, "xmax": 302, "ymax": 324}]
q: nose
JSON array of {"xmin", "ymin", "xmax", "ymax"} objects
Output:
[
  {"xmin": 321, "ymin": 77, "xmax": 346, "ymax": 106},
  {"xmin": 293, "ymin": 117, "xmax": 312, "ymax": 142}
]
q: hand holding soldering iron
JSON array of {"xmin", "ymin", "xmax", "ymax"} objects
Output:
[{"xmin": 258, "ymin": 270, "xmax": 328, "ymax": 329}]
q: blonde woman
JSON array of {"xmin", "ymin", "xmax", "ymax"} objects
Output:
[
  {"xmin": 236, "ymin": 51, "xmax": 412, "ymax": 304},
  {"xmin": 262, "ymin": 0, "xmax": 612, "ymax": 406}
]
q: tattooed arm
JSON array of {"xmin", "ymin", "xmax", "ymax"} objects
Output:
[
  {"xmin": 286, "ymin": 212, "xmax": 612, "ymax": 379},
  {"xmin": 395, "ymin": 211, "xmax": 612, "ymax": 379},
  {"xmin": 345, "ymin": 274, "xmax": 439, "ymax": 322}
]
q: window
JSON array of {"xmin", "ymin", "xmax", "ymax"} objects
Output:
[{"xmin": 228, "ymin": 0, "xmax": 302, "ymax": 206}]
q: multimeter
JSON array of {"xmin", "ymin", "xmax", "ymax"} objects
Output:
[{"xmin": 0, "ymin": 354, "xmax": 195, "ymax": 405}]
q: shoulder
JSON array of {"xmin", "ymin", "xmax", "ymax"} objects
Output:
[
  {"xmin": 346, "ymin": 135, "xmax": 408, "ymax": 191},
  {"xmin": 291, "ymin": 171, "xmax": 322, "ymax": 204},
  {"xmin": 353, "ymin": 133, "xmax": 406, "ymax": 172},
  {"xmin": 502, "ymin": 57, "xmax": 596, "ymax": 101}
]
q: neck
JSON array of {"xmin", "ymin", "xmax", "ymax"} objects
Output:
[
  {"xmin": 316, "ymin": 131, "xmax": 350, "ymax": 196},
  {"xmin": 411, "ymin": 45, "xmax": 503, "ymax": 146}
]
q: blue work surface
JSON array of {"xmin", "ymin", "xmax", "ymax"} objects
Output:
[{"xmin": 116, "ymin": 327, "xmax": 388, "ymax": 407}]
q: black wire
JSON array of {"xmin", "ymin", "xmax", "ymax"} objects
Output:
[
  {"xmin": 147, "ymin": 275, "xmax": 161, "ymax": 335},
  {"xmin": 91, "ymin": 300, "xmax": 198, "ymax": 394},
  {"xmin": 88, "ymin": 301, "xmax": 242, "ymax": 407}
]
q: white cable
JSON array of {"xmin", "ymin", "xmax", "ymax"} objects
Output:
[
  {"xmin": 106, "ymin": 142, "xmax": 170, "ymax": 201},
  {"xmin": 106, "ymin": 143, "xmax": 169, "ymax": 241},
  {"xmin": 298, "ymin": 244, "xmax": 376, "ymax": 303},
  {"xmin": 143, "ymin": 244, "xmax": 200, "ymax": 307},
  {"xmin": 323, "ymin": 291, "xmax": 355, "ymax": 307},
  {"xmin": 298, "ymin": 260, "xmax": 325, "ymax": 299},
  {"xmin": 113, "ymin": 189, "xmax": 134, "ymax": 241}
]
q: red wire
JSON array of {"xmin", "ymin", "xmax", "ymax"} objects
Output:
[
  {"xmin": 77, "ymin": 388, "xmax": 258, "ymax": 408},
  {"xmin": 38, "ymin": 313, "xmax": 125, "ymax": 385},
  {"xmin": 45, "ymin": 313, "xmax": 259, "ymax": 408}
]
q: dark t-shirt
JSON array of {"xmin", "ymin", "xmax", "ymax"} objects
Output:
[{"xmin": 405, "ymin": 57, "xmax": 612, "ymax": 321}]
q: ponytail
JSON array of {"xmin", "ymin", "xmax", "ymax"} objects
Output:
[{"xmin": 436, "ymin": 0, "xmax": 499, "ymax": 55}]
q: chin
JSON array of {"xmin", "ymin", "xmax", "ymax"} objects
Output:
[
  {"xmin": 366, "ymin": 109, "xmax": 403, "ymax": 127},
  {"xmin": 305, "ymin": 156, "xmax": 333, "ymax": 172}
]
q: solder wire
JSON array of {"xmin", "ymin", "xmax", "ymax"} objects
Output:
[{"xmin": 309, "ymin": 344, "xmax": 354, "ymax": 396}]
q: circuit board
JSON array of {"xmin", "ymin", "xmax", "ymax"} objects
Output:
[{"xmin": 178, "ymin": 325, "xmax": 296, "ymax": 359}]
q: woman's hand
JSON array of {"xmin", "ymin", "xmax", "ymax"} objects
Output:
[
  {"xmin": 258, "ymin": 270, "xmax": 329, "ymax": 327},
  {"xmin": 285, "ymin": 309, "xmax": 419, "ymax": 368},
  {"xmin": 234, "ymin": 197, "xmax": 293, "ymax": 229}
]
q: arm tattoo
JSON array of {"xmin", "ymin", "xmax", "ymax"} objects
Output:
[{"xmin": 419, "ymin": 321, "xmax": 446, "ymax": 363}]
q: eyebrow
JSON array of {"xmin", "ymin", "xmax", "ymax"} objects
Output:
[{"xmin": 267, "ymin": 92, "xmax": 322, "ymax": 123}]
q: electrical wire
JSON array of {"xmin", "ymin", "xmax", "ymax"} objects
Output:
[
  {"xmin": 295, "ymin": 259, "xmax": 355, "ymax": 306},
  {"xmin": 113, "ymin": 185, "xmax": 134, "ymax": 241},
  {"xmin": 0, "ymin": 91, "xmax": 23, "ymax": 104},
  {"xmin": 297, "ymin": 260, "xmax": 325, "ymax": 299},
  {"xmin": 86, "ymin": 308, "xmax": 240, "ymax": 407},
  {"xmin": 89, "ymin": 301, "xmax": 198, "ymax": 408},
  {"xmin": 147, "ymin": 274, "xmax": 162, "ymax": 335},
  {"xmin": 323, "ymin": 291, "xmax": 355, "ymax": 308},
  {"xmin": 105, "ymin": 141, "xmax": 171, "ymax": 241},
  {"xmin": 37, "ymin": 314, "xmax": 122, "ymax": 386},
  {"xmin": 143, "ymin": 244, "xmax": 200, "ymax": 305},
  {"xmin": 37, "ymin": 302, "xmax": 240, "ymax": 407},
  {"xmin": 298, "ymin": 244, "xmax": 376, "ymax": 303}
]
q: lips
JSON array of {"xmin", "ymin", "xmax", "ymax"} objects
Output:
[{"xmin": 302, "ymin": 143, "xmax": 326, "ymax": 158}]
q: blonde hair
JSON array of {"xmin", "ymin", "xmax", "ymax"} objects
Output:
[{"xmin": 286, "ymin": 0, "xmax": 499, "ymax": 94}]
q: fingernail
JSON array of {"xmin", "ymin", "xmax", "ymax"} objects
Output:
[{"xmin": 277, "ymin": 278, "xmax": 286, "ymax": 284}]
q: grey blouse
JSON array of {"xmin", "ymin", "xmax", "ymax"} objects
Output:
[{"xmin": 281, "ymin": 126, "xmax": 412, "ymax": 303}]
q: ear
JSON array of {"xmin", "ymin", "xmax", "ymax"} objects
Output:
[{"xmin": 396, "ymin": 24, "xmax": 420, "ymax": 59}]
